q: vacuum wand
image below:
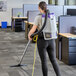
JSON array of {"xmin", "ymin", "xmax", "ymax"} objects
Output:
[
  {"xmin": 10, "ymin": 40, "xmax": 31, "ymax": 67},
  {"xmin": 18, "ymin": 40, "xmax": 31, "ymax": 65}
]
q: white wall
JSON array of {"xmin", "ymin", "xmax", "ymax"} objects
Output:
[
  {"xmin": 58, "ymin": 0, "xmax": 64, "ymax": 5},
  {"xmin": 0, "ymin": 0, "xmax": 48, "ymax": 26}
]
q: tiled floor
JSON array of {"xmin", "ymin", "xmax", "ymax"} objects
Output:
[{"xmin": 0, "ymin": 28, "xmax": 76, "ymax": 76}]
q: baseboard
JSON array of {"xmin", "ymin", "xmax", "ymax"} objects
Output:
[
  {"xmin": 0, "ymin": 26, "xmax": 11, "ymax": 28},
  {"xmin": 7, "ymin": 26, "xmax": 11, "ymax": 28}
]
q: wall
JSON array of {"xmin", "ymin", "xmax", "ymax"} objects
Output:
[
  {"xmin": 0, "ymin": 0, "xmax": 48, "ymax": 26},
  {"xmin": 58, "ymin": 0, "xmax": 65, "ymax": 5}
]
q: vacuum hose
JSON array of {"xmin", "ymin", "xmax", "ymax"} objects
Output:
[{"xmin": 30, "ymin": 10, "xmax": 49, "ymax": 38}]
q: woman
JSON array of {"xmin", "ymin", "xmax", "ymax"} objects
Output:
[{"xmin": 28, "ymin": 1, "xmax": 61, "ymax": 76}]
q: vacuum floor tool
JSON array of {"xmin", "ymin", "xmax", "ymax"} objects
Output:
[{"xmin": 10, "ymin": 40, "xmax": 31, "ymax": 67}]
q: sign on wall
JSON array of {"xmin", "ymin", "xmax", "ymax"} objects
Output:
[{"xmin": 0, "ymin": 1, "xmax": 7, "ymax": 11}]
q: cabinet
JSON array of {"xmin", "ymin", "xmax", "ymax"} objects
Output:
[
  {"xmin": 15, "ymin": 19, "xmax": 22, "ymax": 32},
  {"xmin": 62, "ymin": 36, "xmax": 76, "ymax": 65},
  {"xmin": 11, "ymin": 17, "xmax": 28, "ymax": 31}
]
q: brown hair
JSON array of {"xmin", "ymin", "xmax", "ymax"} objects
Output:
[{"xmin": 39, "ymin": 1, "xmax": 47, "ymax": 13}]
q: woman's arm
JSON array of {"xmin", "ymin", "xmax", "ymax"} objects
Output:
[{"xmin": 28, "ymin": 25, "xmax": 37, "ymax": 40}]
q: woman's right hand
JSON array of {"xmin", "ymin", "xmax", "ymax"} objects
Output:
[
  {"xmin": 28, "ymin": 25, "xmax": 37, "ymax": 40},
  {"xmin": 28, "ymin": 32, "xmax": 32, "ymax": 40}
]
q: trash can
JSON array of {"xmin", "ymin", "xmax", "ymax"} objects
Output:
[{"xmin": 1, "ymin": 21, "xmax": 7, "ymax": 28}]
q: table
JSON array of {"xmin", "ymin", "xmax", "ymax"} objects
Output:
[
  {"xmin": 24, "ymin": 21, "xmax": 34, "ymax": 39},
  {"xmin": 59, "ymin": 33, "xmax": 76, "ymax": 65},
  {"xmin": 59, "ymin": 33, "xmax": 76, "ymax": 38},
  {"xmin": 12, "ymin": 17, "xmax": 28, "ymax": 31}
]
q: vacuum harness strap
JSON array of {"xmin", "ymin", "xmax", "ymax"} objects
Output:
[
  {"xmin": 30, "ymin": 10, "xmax": 48, "ymax": 38},
  {"xmin": 31, "ymin": 10, "xmax": 57, "ymax": 40}
]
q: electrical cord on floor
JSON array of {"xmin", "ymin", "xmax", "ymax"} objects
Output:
[
  {"xmin": 10, "ymin": 35, "xmax": 38, "ymax": 76},
  {"xmin": 32, "ymin": 35, "xmax": 38, "ymax": 76}
]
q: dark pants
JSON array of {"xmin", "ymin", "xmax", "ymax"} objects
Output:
[{"xmin": 37, "ymin": 38, "xmax": 61, "ymax": 76}]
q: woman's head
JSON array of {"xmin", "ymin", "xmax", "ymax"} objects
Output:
[{"xmin": 38, "ymin": 1, "xmax": 47, "ymax": 13}]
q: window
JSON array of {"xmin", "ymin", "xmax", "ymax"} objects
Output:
[
  {"xmin": 48, "ymin": 0, "xmax": 57, "ymax": 5},
  {"xmin": 66, "ymin": 0, "xmax": 76, "ymax": 5},
  {"xmin": 48, "ymin": 0, "xmax": 76, "ymax": 5}
]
